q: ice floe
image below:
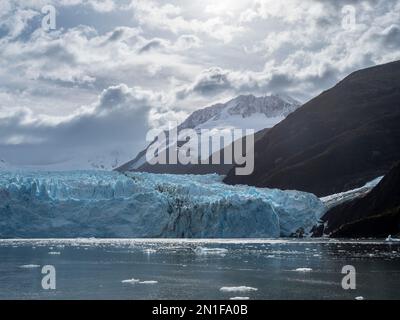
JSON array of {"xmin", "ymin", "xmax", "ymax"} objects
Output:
[
  {"xmin": 139, "ymin": 281, "xmax": 158, "ymax": 284},
  {"xmin": 294, "ymin": 268, "xmax": 312, "ymax": 272},
  {"xmin": 19, "ymin": 264, "xmax": 40, "ymax": 268},
  {"xmin": 121, "ymin": 278, "xmax": 140, "ymax": 284},
  {"xmin": 385, "ymin": 235, "xmax": 400, "ymax": 242},
  {"xmin": 194, "ymin": 247, "xmax": 228, "ymax": 255},
  {"xmin": 220, "ymin": 286, "xmax": 258, "ymax": 292}
]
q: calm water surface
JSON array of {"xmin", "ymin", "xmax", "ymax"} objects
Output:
[{"xmin": 0, "ymin": 239, "xmax": 399, "ymax": 300}]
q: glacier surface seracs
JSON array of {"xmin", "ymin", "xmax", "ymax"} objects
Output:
[{"xmin": 0, "ymin": 171, "xmax": 326, "ymax": 238}]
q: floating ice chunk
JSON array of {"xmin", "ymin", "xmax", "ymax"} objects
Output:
[
  {"xmin": 385, "ymin": 235, "xmax": 400, "ymax": 242},
  {"xmin": 122, "ymin": 278, "xmax": 140, "ymax": 284},
  {"xmin": 195, "ymin": 247, "xmax": 228, "ymax": 255},
  {"xmin": 48, "ymin": 251, "xmax": 61, "ymax": 255},
  {"xmin": 220, "ymin": 286, "xmax": 258, "ymax": 293},
  {"xmin": 143, "ymin": 249, "xmax": 157, "ymax": 254},
  {"xmin": 230, "ymin": 297, "xmax": 250, "ymax": 300},
  {"xmin": 294, "ymin": 268, "xmax": 312, "ymax": 272},
  {"xmin": 139, "ymin": 280, "xmax": 158, "ymax": 284},
  {"xmin": 355, "ymin": 296, "xmax": 364, "ymax": 300},
  {"xmin": 19, "ymin": 264, "xmax": 40, "ymax": 268}
]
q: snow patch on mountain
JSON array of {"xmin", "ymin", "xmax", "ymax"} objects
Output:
[{"xmin": 179, "ymin": 94, "xmax": 300, "ymax": 131}]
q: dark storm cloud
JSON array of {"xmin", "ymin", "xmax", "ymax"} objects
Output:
[{"xmin": 0, "ymin": 84, "xmax": 156, "ymax": 166}]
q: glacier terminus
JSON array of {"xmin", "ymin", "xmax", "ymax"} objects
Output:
[{"xmin": 0, "ymin": 171, "xmax": 326, "ymax": 238}]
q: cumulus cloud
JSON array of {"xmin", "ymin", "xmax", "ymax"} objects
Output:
[
  {"xmin": 0, "ymin": 21, "xmax": 202, "ymax": 115},
  {"xmin": 175, "ymin": 0, "xmax": 400, "ymax": 102},
  {"xmin": 138, "ymin": 34, "xmax": 201, "ymax": 53},
  {"xmin": 0, "ymin": 8, "xmax": 39, "ymax": 40},
  {"xmin": 176, "ymin": 67, "xmax": 233, "ymax": 98},
  {"xmin": 130, "ymin": 0, "xmax": 245, "ymax": 43}
]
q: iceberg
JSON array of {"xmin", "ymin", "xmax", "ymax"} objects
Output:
[{"xmin": 0, "ymin": 171, "xmax": 326, "ymax": 238}]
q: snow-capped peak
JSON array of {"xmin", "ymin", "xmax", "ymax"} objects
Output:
[
  {"xmin": 179, "ymin": 94, "xmax": 301, "ymax": 131},
  {"xmin": 120, "ymin": 94, "xmax": 301, "ymax": 171}
]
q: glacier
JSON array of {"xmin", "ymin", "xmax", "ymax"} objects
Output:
[
  {"xmin": 0, "ymin": 171, "xmax": 326, "ymax": 238},
  {"xmin": 320, "ymin": 176, "xmax": 383, "ymax": 209}
]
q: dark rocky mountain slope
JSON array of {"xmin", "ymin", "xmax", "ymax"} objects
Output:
[
  {"xmin": 322, "ymin": 162, "xmax": 400, "ymax": 238},
  {"xmin": 224, "ymin": 61, "xmax": 400, "ymax": 197}
]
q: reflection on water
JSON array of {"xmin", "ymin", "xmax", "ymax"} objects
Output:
[{"xmin": 0, "ymin": 239, "xmax": 399, "ymax": 300}]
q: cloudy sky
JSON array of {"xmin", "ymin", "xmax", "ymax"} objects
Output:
[{"xmin": 0, "ymin": 0, "xmax": 399, "ymax": 168}]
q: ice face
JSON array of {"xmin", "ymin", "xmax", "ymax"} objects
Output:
[{"xmin": 0, "ymin": 171, "xmax": 326, "ymax": 238}]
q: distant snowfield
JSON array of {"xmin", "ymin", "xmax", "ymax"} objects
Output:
[
  {"xmin": 0, "ymin": 170, "xmax": 325, "ymax": 239},
  {"xmin": 0, "ymin": 151, "xmax": 131, "ymax": 172}
]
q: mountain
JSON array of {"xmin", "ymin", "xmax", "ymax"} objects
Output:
[
  {"xmin": 224, "ymin": 60, "xmax": 400, "ymax": 197},
  {"xmin": 118, "ymin": 94, "xmax": 301, "ymax": 173},
  {"xmin": 120, "ymin": 129, "xmax": 268, "ymax": 175},
  {"xmin": 322, "ymin": 162, "xmax": 400, "ymax": 238},
  {"xmin": 178, "ymin": 94, "xmax": 300, "ymax": 131}
]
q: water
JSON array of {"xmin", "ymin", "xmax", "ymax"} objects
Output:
[{"xmin": 0, "ymin": 239, "xmax": 399, "ymax": 300}]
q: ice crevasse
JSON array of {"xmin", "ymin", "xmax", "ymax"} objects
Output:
[{"xmin": 0, "ymin": 171, "xmax": 326, "ymax": 238}]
